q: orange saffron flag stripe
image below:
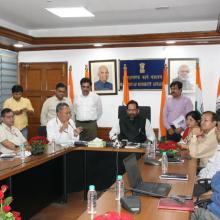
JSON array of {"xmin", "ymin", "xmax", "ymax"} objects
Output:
[
  {"xmin": 68, "ymin": 66, "xmax": 74, "ymax": 103},
  {"xmin": 159, "ymin": 64, "xmax": 168, "ymax": 137}
]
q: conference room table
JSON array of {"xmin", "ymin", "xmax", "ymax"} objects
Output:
[
  {"xmin": 0, "ymin": 144, "xmax": 145, "ymax": 219},
  {"xmin": 77, "ymin": 156, "xmax": 197, "ymax": 220}
]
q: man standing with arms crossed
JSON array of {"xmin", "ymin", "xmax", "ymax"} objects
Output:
[{"xmin": 74, "ymin": 78, "xmax": 102, "ymax": 141}]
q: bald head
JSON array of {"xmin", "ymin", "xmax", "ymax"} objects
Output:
[{"xmin": 98, "ymin": 65, "xmax": 109, "ymax": 83}]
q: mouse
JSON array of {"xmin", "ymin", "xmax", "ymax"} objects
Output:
[{"xmin": 144, "ymin": 158, "xmax": 161, "ymax": 166}]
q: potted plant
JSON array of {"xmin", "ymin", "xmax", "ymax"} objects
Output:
[
  {"xmin": 29, "ymin": 136, "xmax": 49, "ymax": 155},
  {"xmin": 0, "ymin": 185, "xmax": 21, "ymax": 220}
]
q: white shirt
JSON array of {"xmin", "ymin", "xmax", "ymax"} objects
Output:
[
  {"xmin": 0, "ymin": 123, "xmax": 26, "ymax": 153},
  {"xmin": 109, "ymin": 118, "xmax": 155, "ymax": 142},
  {"xmin": 41, "ymin": 96, "xmax": 73, "ymax": 126},
  {"xmin": 74, "ymin": 92, "xmax": 102, "ymax": 121},
  {"xmin": 198, "ymin": 144, "xmax": 220, "ymax": 179},
  {"xmin": 46, "ymin": 117, "xmax": 79, "ymax": 145}
]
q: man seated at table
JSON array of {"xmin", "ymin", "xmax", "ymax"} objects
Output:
[
  {"xmin": 180, "ymin": 111, "xmax": 218, "ymax": 167},
  {"xmin": 0, "ymin": 108, "xmax": 30, "ymax": 153},
  {"xmin": 109, "ymin": 100, "xmax": 155, "ymax": 143},
  {"xmin": 47, "ymin": 103, "xmax": 82, "ymax": 145},
  {"xmin": 192, "ymin": 171, "xmax": 220, "ymax": 220},
  {"xmin": 197, "ymin": 109, "xmax": 220, "ymax": 179}
]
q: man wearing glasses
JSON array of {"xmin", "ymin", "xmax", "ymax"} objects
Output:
[
  {"xmin": 46, "ymin": 103, "xmax": 82, "ymax": 145},
  {"xmin": 0, "ymin": 108, "xmax": 30, "ymax": 153},
  {"xmin": 180, "ymin": 111, "xmax": 218, "ymax": 168}
]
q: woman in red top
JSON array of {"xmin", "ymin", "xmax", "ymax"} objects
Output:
[{"xmin": 178, "ymin": 111, "xmax": 201, "ymax": 148}]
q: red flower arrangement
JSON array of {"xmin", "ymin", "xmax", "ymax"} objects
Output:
[
  {"xmin": 29, "ymin": 136, "xmax": 49, "ymax": 155},
  {"xmin": 158, "ymin": 141, "xmax": 178, "ymax": 151},
  {"xmin": 0, "ymin": 185, "xmax": 21, "ymax": 220}
]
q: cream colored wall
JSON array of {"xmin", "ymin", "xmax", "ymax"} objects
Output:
[{"xmin": 18, "ymin": 44, "xmax": 220, "ymax": 129}]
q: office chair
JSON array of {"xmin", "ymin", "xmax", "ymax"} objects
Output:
[
  {"xmin": 38, "ymin": 126, "xmax": 47, "ymax": 137},
  {"xmin": 194, "ymin": 178, "xmax": 212, "ymax": 208},
  {"xmin": 118, "ymin": 106, "xmax": 151, "ymax": 122}
]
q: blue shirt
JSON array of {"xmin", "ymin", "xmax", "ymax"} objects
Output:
[{"xmin": 94, "ymin": 80, "xmax": 113, "ymax": 90}]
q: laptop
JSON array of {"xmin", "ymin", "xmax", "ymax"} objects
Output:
[{"xmin": 123, "ymin": 154, "xmax": 171, "ymax": 197}]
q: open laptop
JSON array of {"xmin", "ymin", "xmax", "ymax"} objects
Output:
[{"xmin": 123, "ymin": 154, "xmax": 171, "ymax": 197}]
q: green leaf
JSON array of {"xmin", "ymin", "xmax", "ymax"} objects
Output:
[
  {"xmin": 0, "ymin": 213, "xmax": 5, "ymax": 219},
  {"xmin": 4, "ymin": 197, "xmax": 12, "ymax": 206},
  {"xmin": 5, "ymin": 212, "xmax": 13, "ymax": 217}
]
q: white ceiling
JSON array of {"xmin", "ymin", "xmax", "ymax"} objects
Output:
[{"xmin": 0, "ymin": 0, "xmax": 219, "ymax": 31}]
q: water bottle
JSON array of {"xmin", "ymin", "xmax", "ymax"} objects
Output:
[
  {"xmin": 20, "ymin": 143, "xmax": 25, "ymax": 160},
  {"xmin": 161, "ymin": 152, "xmax": 168, "ymax": 174},
  {"xmin": 115, "ymin": 175, "xmax": 124, "ymax": 200},
  {"xmin": 149, "ymin": 141, "xmax": 156, "ymax": 159},
  {"xmin": 87, "ymin": 185, "xmax": 97, "ymax": 214},
  {"xmin": 51, "ymin": 139, "xmax": 55, "ymax": 152}
]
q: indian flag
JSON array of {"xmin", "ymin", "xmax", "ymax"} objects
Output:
[
  {"xmin": 159, "ymin": 63, "xmax": 168, "ymax": 139},
  {"xmin": 195, "ymin": 63, "xmax": 203, "ymax": 114},
  {"xmin": 68, "ymin": 65, "xmax": 74, "ymax": 103},
  {"xmin": 122, "ymin": 64, "xmax": 130, "ymax": 105},
  {"xmin": 85, "ymin": 64, "xmax": 89, "ymax": 78},
  {"xmin": 217, "ymin": 78, "xmax": 220, "ymax": 110}
]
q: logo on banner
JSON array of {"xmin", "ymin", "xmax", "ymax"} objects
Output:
[{"xmin": 139, "ymin": 63, "xmax": 146, "ymax": 74}]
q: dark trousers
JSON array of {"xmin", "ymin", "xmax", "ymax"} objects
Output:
[
  {"xmin": 76, "ymin": 120, "xmax": 97, "ymax": 141},
  {"xmin": 166, "ymin": 128, "xmax": 182, "ymax": 142}
]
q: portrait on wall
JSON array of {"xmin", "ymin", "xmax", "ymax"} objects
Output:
[
  {"xmin": 89, "ymin": 59, "xmax": 117, "ymax": 95},
  {"xmin": 168, "ymin": 58, "xmax": 198, "ymax": 93}
]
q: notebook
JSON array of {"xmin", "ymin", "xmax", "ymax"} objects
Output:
[
  {"xmin": 123, "ymin": 154, "xmax": 171, "ymax": 197},
  {"xmin": 158, "ymin": 198, "xmax": 194, "ymax": 211}
]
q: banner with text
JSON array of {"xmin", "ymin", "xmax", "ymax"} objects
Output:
[{"xmin": 119, "ymin": 59, "xmax": 165, "ymax": 90}]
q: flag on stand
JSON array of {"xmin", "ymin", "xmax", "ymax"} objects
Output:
[
  {"xmin": 68, "ymin": 65, "xmax": 74, "ymax": 104},
  {"xmin": 217, "ymin": 78, "xmax": 220, "ymax": 110},
  {"xmin": 85, "ymin": 64, "xmax": 89, "ymax": 78},
  {"xmin": 122, "ymin": 64, "xmax": 129, "ymax": 105},
  {"xmin": 159, "ymin": 64, "xmax": 168, "ymax": 140},
  {"xmin": 195, "ymin": 63, "xmax": 203, "ymax": 114}
]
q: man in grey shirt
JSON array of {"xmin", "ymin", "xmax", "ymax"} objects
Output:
[{"xmin": 41, "ymin": 83, "xmax": 73, "ymax": 126}]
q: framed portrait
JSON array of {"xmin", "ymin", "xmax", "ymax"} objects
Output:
[
  {"xmin": 89, "ymin": 59, "xmax": 117, "ymax": 95},
  {"xmin": 168, "ymin": 58, "xmax": 198, "ymax": 93}
]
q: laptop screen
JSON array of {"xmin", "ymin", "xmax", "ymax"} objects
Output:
[{"xmin": 123, "ymin": 153, "xmax": 143, "ymax": 188}]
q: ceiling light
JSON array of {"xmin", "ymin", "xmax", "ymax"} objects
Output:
[
  {"xmin": 13, "ymin": 44, "xmax": 23, "ymax": 48},
  {"xmin": 155, "ymin": 6, "xmax": 170, "ymax": 10},
  {"xmin": 166, "ymin": 40, "xmax": 176, "ymax": 44},
  {"xmin": 46, "ymin": 7, "xmax": 95, "ymax": 17},
  {"xmin": 94, "ymin": 43, "xmax": 103, "ymax": 47}
]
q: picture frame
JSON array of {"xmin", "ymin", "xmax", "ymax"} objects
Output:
[
  {"xmin": 168, "ymin": 58, "xmax": 198, "ymax": 93},
  {"xmin": 89, "ymin": 59, "xmax": 117, "ymax": 95}
]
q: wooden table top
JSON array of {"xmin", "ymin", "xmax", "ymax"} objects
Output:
[
  {"xmin": 77, "ymin": 157, "xmax": 197, "ymax": 220},
  {"xmin": 0, "ymin": 145, "xmax": 144, "ymax": 181}
]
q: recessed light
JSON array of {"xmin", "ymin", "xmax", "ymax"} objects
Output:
[
  {"xmin": 94, "ymin": 43, "xmax": 103, "ymax": 47},
  {"xmin": 155, "ymin": 6, "xmax": 170, "ymax": 10},
  {"xmin": 46, "ymin": 7, "xmax": 95, "ymax": 17},
  {"xmin": 166, "ymin": 40, "xmax": 176, "ymax": 44},
  {"xmin": 13, "ymin": 44, "xmax": 23, "ymax": 48}
]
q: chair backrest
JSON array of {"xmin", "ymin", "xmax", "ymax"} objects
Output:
[
  {"xmin": 118, "ymin": 106, "xmax": 151, "ymax": 122},
  {"xmin": 38, "ymin": 126, "xmax": 47, "ymax": 137}
]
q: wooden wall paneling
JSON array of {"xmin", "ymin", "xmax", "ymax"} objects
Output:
[{"xmin": 20, "ymin": 62, "xmax": 68, "ymax": 138}]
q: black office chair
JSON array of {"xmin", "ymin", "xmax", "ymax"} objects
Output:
[
  {"xmin": 38, "ymin": 126, "xmax": 47, "ymax": 137},
  {"xmin": 194, "ymin": 178, "xmax": 212, "ymax": 208},
  {"xmin": 118, "ymin": 105, "xmax": 151, "ymax": 122}
]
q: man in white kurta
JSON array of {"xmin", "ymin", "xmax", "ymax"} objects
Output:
[
  {"xmin": 47, "ymin": 103, "xmax": 82, "ymax": 146},
  {"xmin": 0, "ymin": 108, "xmax": 29, "ymax": 153}
]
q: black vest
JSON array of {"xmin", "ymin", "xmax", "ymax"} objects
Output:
[{"xmin": 118, "ymin": 114, "xmax": 147, "ymax": 143}]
